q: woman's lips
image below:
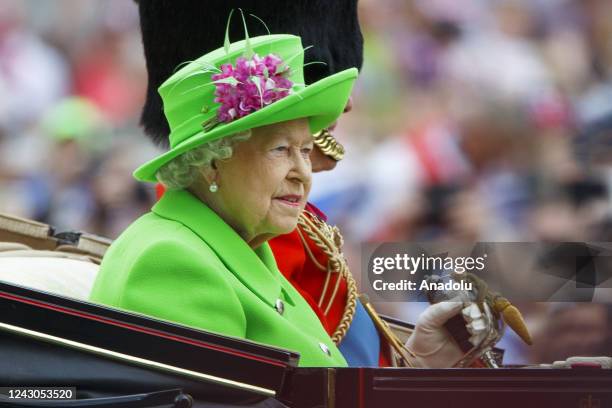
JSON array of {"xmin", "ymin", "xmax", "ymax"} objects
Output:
[{"xmin": 274, "ymin": 195, "xmax": 303, "ymax": 208}]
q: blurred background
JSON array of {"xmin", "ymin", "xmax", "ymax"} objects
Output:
[{"xmin": 0, "ymin": 0, "xmax": 610, "ymax": 364}]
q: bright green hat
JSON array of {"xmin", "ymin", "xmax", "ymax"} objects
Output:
[{"xmin": 133, "ymin": 34, "xmax": 358, "ymax": 182}]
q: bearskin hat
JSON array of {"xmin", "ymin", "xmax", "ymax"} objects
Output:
[{"xmin": 135, "ymin": 0, "xmax": 363, "ymax": 146}]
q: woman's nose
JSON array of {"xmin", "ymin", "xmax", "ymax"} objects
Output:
[{"xmin": 289, "ymin": 150, "xmax": 311, "ymax": 184}]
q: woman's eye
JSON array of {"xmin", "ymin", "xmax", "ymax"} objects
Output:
[
  {"xmin": 273, "ymin": 146, "xmax": 289, "ymax": 153},
  {"xmin": 301, "ymin": 147, "xmax": 313, "ymax": 156}
]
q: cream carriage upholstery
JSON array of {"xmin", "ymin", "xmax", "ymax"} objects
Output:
[{"xmin": 0, "ymin": 213, "xmax": 109, "ymax": 300}]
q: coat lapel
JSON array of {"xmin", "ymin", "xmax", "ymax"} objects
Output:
[{"xmin": 152, "ymin": 189, "xmax": 283, "ymax": 308}]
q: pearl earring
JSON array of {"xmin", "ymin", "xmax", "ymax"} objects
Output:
[{"xmin": 209, "ymin": 181, "xmax": 218, "ymax": 193}]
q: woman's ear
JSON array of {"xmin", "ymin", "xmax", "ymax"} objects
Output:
[{"xmin": 197, "ymin": 164, "xmax": 218, "ymax": 186}]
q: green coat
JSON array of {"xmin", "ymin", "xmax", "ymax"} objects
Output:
[{"xmin": 90, "ymin": 189, "xmax": 347, "ymax": 367}]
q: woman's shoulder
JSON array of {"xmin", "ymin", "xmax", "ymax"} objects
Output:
[
  {"xmin": 90, "ymin": 212, "xmax": 246, "ymax": 334},
  {"xmin": 106, "ymin": 212, "xmax": 218, "ymax": 265},
  {"xmin": 90, "ymin": 212, "xmax": 226, "ymax": 304}
]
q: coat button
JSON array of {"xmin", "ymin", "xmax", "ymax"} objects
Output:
[
  {"xmin": 319, "ymin": 342, "xmax": 331, "ymax": 356},
  {"xmin": 275, "ymin": 299, "xmax": 285, "ymax": 315}
]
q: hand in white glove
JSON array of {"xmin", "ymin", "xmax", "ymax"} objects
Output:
[
  {"xmin": 462, "ymin": 302, "xmax": 492, "ymax": 347},
  {"xmin": 405, "ymin": 300, "xmax": 491, "ymax": 368}
]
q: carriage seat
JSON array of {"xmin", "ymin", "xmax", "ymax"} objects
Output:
[{"xmin": 0, "ymin": 213, "xmax": 110, "ymax": 300}]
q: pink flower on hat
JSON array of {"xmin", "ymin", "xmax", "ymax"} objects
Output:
[{"xmin": 211, "ymin": 53, "xmax": 293, "ymax": 123}]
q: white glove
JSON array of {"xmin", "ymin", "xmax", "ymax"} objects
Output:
[
  {"xmin": 463, "ymin": 302, "xmax": 492, "ymax": 347},
  {"xmin": 405, "ymin": 300, "xmax": 491, "ymax": 368}
]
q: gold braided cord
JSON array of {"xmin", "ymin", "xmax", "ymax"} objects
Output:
[
  {"xmin": 333, "ymin": 262, "xmax": 358, "ymax": 345},
  {"xmin": 295, "ymin": 227, "xmax": 332, "ymax": 309},
  {"xmin": 313, "ymin": 129, "xmax": 345, "ymax": 161},
  {"xmin": 323, "ymin": 266, "xmax": 343, "ymax": 316},
  {"xmin": 296, "ymin": 227, "xmax": 327, "ymax": 271},
  {"xmin": 297, "ymin": 214, "xmax": 340, "ymax": 310},
  {"xmin": 297, "ymin": 212, "xmax": 357, "ymax": 345}
]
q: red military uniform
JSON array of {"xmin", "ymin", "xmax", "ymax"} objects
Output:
[
  {"xmin": 270, "ymin": 203, "xmax": 393, "ymax": 366},
  {"xmin": 270, "ymin": 204, "xmax": 346, "ymax": 335}
]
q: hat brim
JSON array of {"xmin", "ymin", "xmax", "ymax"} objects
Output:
[{"xmin": 134, "ymin": 68, "xmax": 358, "ymax": 182}]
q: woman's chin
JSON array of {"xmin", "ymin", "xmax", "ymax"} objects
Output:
[
  {"xmin": 268, "ymin": 216, "xmax": 299, "ymax": 236},
  {"xmin": 249, "ymin": 218, "xmax": 299, "ymax": 248}
]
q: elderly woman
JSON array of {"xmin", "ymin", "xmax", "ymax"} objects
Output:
[{"xmin": 90, "ymin": 34, "xmax": 357, "ymax": 367}]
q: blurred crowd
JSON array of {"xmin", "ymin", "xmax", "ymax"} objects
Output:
[
  {"xmin": 0, "ymin": 0, "xmax": 611, "ymax": 364},
  {"xmin": 0, "ymin": 0, "xmax": 156, "ymax": 238}
]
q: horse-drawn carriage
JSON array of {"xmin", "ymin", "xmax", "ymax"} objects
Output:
[{"xmin": 1, "ymin": 213, "xmax": 610, "ymax": 408}]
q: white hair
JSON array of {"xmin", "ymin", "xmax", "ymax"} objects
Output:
[{"xmin": 156, "ymin": 130, "xmax": 251, "ymax": 190}]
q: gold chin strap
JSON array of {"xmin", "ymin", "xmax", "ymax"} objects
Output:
[{"xmin": 313, "ymin": 129, "xmax": 345, "ymax": 161}]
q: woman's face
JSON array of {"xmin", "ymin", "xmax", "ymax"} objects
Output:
[{"xmin": 201, "ymin": 118, "xmax": 313, "ymax": 247}]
